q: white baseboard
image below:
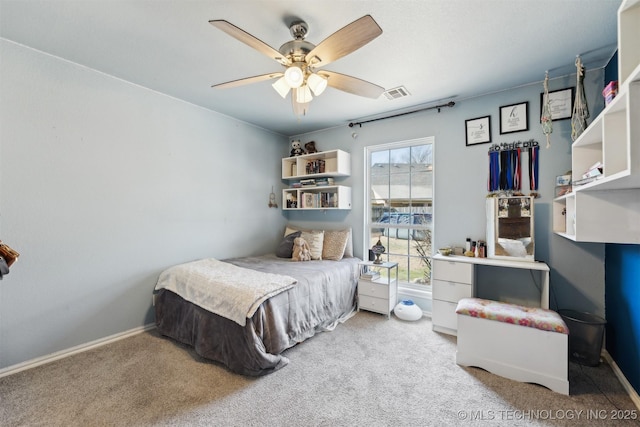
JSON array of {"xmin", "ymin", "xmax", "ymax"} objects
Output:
[
  {"xmin": 603, "ymin": 350, "xmax": 640, "ymax": 410},
  {"xmin": 0, "ymin": 323, "xmax": 156, "ymax": 378}
]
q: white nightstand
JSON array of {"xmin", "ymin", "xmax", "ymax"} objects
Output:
[{"xmin": 357, "ymin": 261, "xmax": 398, "ymax": 319}]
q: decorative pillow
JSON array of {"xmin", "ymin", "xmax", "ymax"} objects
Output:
[
  {"xmin": 275, "ymin": 231, "xmax": 302, "ymax": 258},
  {"xmin": 284, "ymin": 226, "xmax": 300, "ymax": 237},
  {"xmin": 284, "ymin": 226, "xmax": 353, "ymax": 258},
  {"xmin": 300, "ymin": 230, "xmax": 324, "ymax": 260},
  {"xmin": 322, "ymin": 230, "xmax": 350, "ymax": 261}
]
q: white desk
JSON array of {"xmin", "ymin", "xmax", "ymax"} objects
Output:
[{"xmin": 432, "ymin": 254, "xmax": 550, "ymax": 336}]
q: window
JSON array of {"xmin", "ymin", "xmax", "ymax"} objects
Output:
[{"xmin": 365, "ymin": 137, "xmax": 434, "ymax": 288}]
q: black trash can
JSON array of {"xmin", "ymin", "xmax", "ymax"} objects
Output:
[{"xmin": 558, "ymin": 309, "xmax": 607, "ymax": 366}]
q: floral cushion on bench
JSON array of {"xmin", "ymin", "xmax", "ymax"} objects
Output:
[{"xmin": 455, "ymin": 297, "xmax": 569, "ymax": 334}]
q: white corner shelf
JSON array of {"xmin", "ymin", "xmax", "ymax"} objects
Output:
[
  {"xmin": 552, "ymin": 0, "xmax": 640, "ymax": 244},
  {"xmin": 618, "ymin": 0, "xmax": 640, "ymax": 86}
]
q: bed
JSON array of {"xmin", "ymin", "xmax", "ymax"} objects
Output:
[{"xmin": 154, "ymin": 251, "xmax": 360, "ymax": 376}]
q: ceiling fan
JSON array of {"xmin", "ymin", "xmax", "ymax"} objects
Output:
[{"xmin": 209, "ymin": 15, "xmax": 385, "ymax": 116}]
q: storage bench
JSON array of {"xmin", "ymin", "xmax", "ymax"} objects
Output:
[{"xmin": 455, "ymin": 297, "xmax": 569, "ymax": 395}]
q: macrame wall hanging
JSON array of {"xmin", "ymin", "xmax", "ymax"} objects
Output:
[
  {"xmin": 488, "ymin": 140, "xmax": 540, "ymax": 198},
  {"xmin": 571, "ymin": 56, "xmax": 590, "ymax": 141},
  {"xmin": 540, "ymin": 71, "xmax": 553, "ymax": 148}
]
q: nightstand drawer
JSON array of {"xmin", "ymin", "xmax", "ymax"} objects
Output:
[
  {"xmin": 432, "ymin": 259, "xmax": 473, "ymax": 284},
  {"xmin": 358, "ymin": 280, "xmax": 389, "ymax": 299},
  {"xmin": 432, "ymin": 279, "xmax": 472, "ymax": 302},
  {"xmin": 359, "ymin": 294, "xmax": 392, "ymax": 313}
]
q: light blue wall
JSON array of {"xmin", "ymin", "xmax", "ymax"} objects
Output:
[
  {"xmin": 290, "ymin": 68, "xmax": 607, "ymax": 317},
  {"xmin": 0, "ymin": 40, "xmax": 288, "ymax": 369},
  {"xmin": 0, "ymin": 37, "xmax": 615, "ymax": 375}
]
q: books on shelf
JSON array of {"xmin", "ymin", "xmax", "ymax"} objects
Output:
[
  {"xmin": 573, "ymin": 175, "xmax": 603, "ymax": 187},
  {"xmin": 360, "ymin": 271, "xmax": 380, "ymax": 280},
  {"xmin": 305, "ymin": 159, "xmax": 326, "ymax": 175},
  {"xmin": 315, "ymin": 177, "xmax": 334, "ymax": 186},
  {"xmin": 300, "ymin": 191, "xmax": 338, "ymax": 208}
]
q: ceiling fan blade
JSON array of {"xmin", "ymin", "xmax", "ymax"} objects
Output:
[
  {"xmin": 319, "ymin": 70, "xmax": 385, "ymax": 99},
  {"xmin": 209, "ymin": 20, "xmax": 291, "ymax": 66},
  {"xmin": 306, "ymin": 15, "xmax": 382, "ymax": 68},
  {"xmin": 212, "ymin": 72, "xmax": 283, "ymax": 89}
]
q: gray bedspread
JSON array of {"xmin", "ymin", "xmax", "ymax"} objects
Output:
[{"xmin": 154, "ymin": 254, "xmax": 360, "ymax": 376}]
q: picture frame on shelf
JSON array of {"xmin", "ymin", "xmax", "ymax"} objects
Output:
[
  {"xmin": 500, "ymin": 101, "xmax": 529, "ymax": 134},
  {"xmin": 540, "ymin": 87, "xmax": 574, "ymax": 121},
  {"xmin": 465, "ymin": 115, "xmax": 492, "ymax": 146}
]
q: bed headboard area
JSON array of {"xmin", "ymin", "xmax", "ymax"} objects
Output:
[{"xmin": 277, "ymin": 225, "xmax": 354, "ymax": 261}]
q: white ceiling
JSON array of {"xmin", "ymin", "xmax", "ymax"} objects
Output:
[{"xmin": 0, "ymin": 0, "xmax": 621, "ymax": 136}]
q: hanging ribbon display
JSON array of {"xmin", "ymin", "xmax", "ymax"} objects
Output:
[
  {"xmin": 529, "ymin": 145, "xmax": 539, "ymax": 191},
  {"xmin": 488, "ymin": 150, "xmax": 500, "ymax": 192},
  {"xmin": 488, "ymin": 140, "xmax": 539, "ymax": 196},
  {"xmin": 512, "ymin": 147, "xmax": 521, "ymax": 191}
]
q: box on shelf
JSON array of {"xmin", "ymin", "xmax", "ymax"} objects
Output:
[
  {"xmin": 556, "ymin": 174, "xmax": 571, "ymax": 186},
  {"xmin": 602, "ymin": 81, "xmax": 618, "ymax": 105},
  {"xmin": 581, "ymin": 161, "xmax": 603, "ymax": 179}
]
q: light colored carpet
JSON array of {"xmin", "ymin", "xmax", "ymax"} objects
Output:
[{"xmin": 1, "ymin": 311, "xmax": 638, "ymax": 426}]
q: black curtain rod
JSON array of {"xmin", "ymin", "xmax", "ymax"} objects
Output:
[{"xmin": 348, "ymin": 101, "xmax": 455, "ymax": 128}]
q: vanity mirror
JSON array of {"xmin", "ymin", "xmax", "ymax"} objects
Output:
[{"xmin": 486, "ymin": 196, "xmax": 535, "ymax": 262}]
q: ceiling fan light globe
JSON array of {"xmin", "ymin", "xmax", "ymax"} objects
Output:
[
  {"xmin": 296, "ymin": 85, "xmax": 313, "ymax": 103},
  {"xmin": 284, "ymin": 66, "xmax": 304, "ymax": 88},
  {"xmin": 272, "ymin": 77, "xmax": 291, "ymax": 98},
  {"xmin": 307, "ymin": 73, "xmax": 328, "ymax": 96}
]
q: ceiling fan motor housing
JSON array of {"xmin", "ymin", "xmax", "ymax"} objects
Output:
[{"xmin": 279, "ymin": 40, "xmax": 315, "ymax": 65}]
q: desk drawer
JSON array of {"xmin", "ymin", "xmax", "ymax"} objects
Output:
[
  {"xmin": 432, "ymin": 259, "xmax": 473, "ymax": 284},
  {"xmin": 432, "ymin": 300, "xmax": 459, "ymax": 333},
  {"xmin": 432, "ymin": 279, "xmax": 472, "ymax": 302},
  {"xmin": 358, "ymin": 280, "xmax": 389, "ymax": 299}
]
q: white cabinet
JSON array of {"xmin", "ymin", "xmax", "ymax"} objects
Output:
[
  {"xmin": 357, "ymin": 261, "xmax": 398, "ymax": 319},
  {"xmin": 552, "ymin": 0, "xmax": 640, "ymax": 244},
  {"xmin": 281, "ymin": 149, "xmax": 352, "ymax": 210},
  {"xmin": 431, "ymin": 258, "xmax": 474, "ymax": 336}
]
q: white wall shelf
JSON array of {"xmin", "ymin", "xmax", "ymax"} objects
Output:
[
  {"xmin": 283, "ymin": 185, "xmax": 351, "ymax": 210},
  {"xmin": 281, "ymin": 149, "xmax": 352, "ymax": 211},
  {"xmin": 552, "ymin": 0, "xmax": 640, "ymax": 244},
  {"xmin": 281, "ymin": 149, "xmax": 351, "ymax": 180}
]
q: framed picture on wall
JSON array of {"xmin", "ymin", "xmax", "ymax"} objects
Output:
[
  {"xmin": 500, "ymin": 101, "xmax": 529, "ymax": 134},
  {"xmin": 540, "ymin": 87, "xmax": 574, "ymax": 121},
  {"xmin": 465, "ymin": 115, "xmax": 492, "ymax": 146}
]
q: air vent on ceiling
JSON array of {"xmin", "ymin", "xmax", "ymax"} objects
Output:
[{"xmin": 384, "ymin": 86, "xmax": 410, "ymax": 100}]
